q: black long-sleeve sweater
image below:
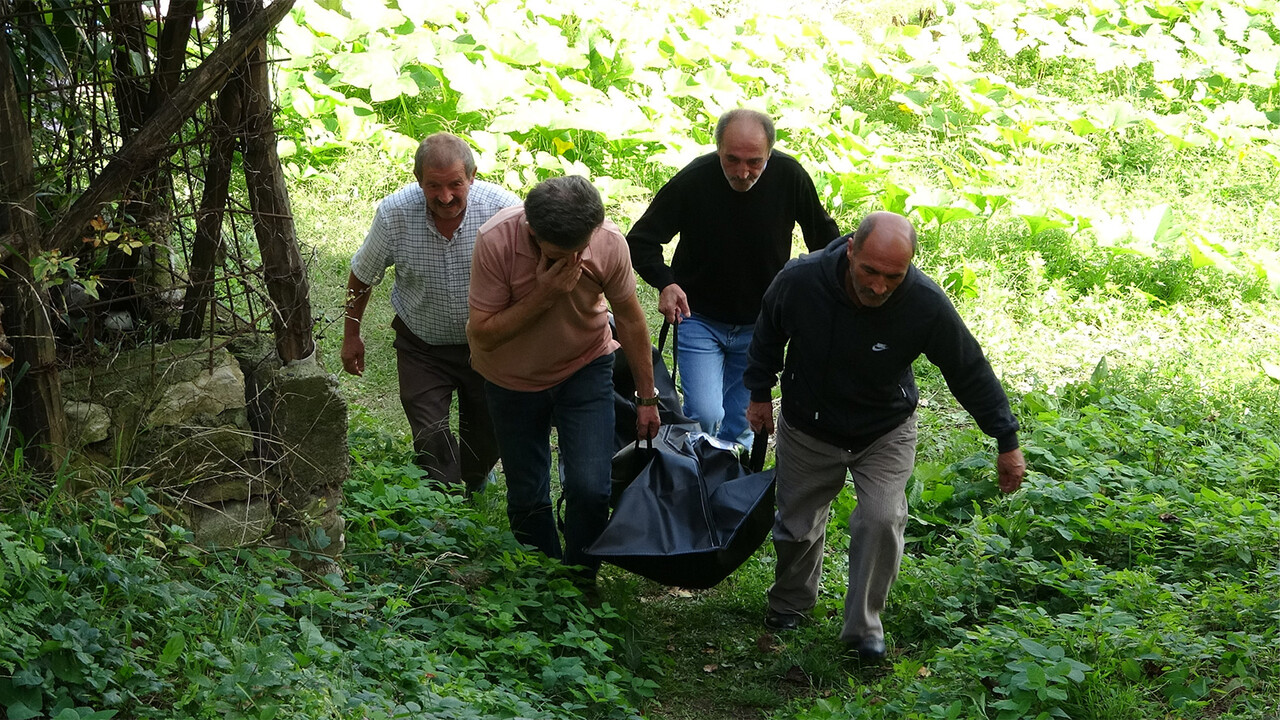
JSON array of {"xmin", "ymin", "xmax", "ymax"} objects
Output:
[
  {"xmin": 626, "ymin": 151, "xmax": 839, "ymax": 325},
  {"xmin": 744, "ymin": 236, "xmax": 1020, "ymax": 453}
]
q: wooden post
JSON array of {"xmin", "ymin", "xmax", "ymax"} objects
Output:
[
  {"xmin": 0, "ymin": 26, "xmax": 67, "ymax": 468},
  {"xmin": 236, "ymin": 0, "xmax": 315, "ymax": 363}
]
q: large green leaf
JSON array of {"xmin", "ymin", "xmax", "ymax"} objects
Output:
[
  {"xmin": 26, "ymin": 19, "xmax": 72, "ymax": 78},
  {"xmin": 441, "ymin": 55, "xmax": 537, "ymax": 113},
  {"xmin": 484, "ymin": 32, "xmax": 543, "ymax": 67},
  {"xmin": 344, "ymin": 1, "xmax": 407, "ymax": 38},
  {"xmin": 1090, "ymin": 101, "xmax": 1144, "ymax": 130},
  {"xmin": 397, "ymin": 0, "xmax": 462, "ymax": 26},
  {"xmin": 1021, "ymin": 213, "xmax": 1070, "ymax": 237},
  {"xmin": 879, "ymin": 181, "xmax": 910, "ymax": 215},
  {"xmin": 1261, "ymin": 359, "xmax": 1280, "ymax": 385},
  {"xmin": 907, "ymin": 188, "xmax": 979, "ymax": 226},
  {"xmin": 330, "ymin": 49, "xmax": 419, "ymax": 101},
  {"xmin": 302, "ymin": 5, "xmax": 367, "ymax": 43},
  {"xmin": 1131, "ymin": 204, "xmax": 1182, "ymax": 249}
]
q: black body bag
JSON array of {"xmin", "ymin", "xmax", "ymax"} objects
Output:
[{"xmin": 589, "ymin": 322, "xmax": 775, "ymax": 589}]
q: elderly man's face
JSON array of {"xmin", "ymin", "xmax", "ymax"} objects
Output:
[
  {"xmin": 419, "ymin": 161, "xmax": 475, "ymax": 222},
  {"xmin": 845, "ymin": 227, "xmax": 913, "ymax": 308},
  {"xmin": 717, "ymin": 120, "xmax": 771, "ymax": 192}
]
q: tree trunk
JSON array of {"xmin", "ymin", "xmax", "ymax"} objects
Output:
[
  {"xmin": 109, "ymin": 0, "xmax": 151, "ymax": 135},
  {"xmin": 147, "ymin": 0, "xmax": 199, "ymax": 118},
  {"xmin": 236, "ymin": 0, "xmax": 315, "ymax": 363},
  {"xmin": 0, "ymin": 27, "xmax": 67, "ymax": 469},
  {"xmin": 101, "ymin": 0, "xmax": 158, "ymax": 316},
  {"xmin": 42, "ymin": 0, "xmax": 296, "ymax": 258},
  {"xmin": 178, "ymin": 64, "xmax": 245, "ymax": 338}
]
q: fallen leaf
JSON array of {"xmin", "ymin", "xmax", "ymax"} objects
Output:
[
  {"xmin": 703, "ymin": 664, "xmax": 719, "ymax": 673},
  {"xmin": 1262, "ymin": 359, "xmax": 1280, "ymax": 384}
]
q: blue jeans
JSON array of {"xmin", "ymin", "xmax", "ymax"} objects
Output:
[
  {"xmin": 677, "ymin": 313, "xmax": 754, "ymax": 446},
  {"xmin": 485, "ymin": 353, "xmax": 615, "ymax": 573}
]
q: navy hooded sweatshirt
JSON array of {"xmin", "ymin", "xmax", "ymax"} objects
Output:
[{"xmin": 743, "ymin": 235, "xmax": 1020, "ymax": 453}]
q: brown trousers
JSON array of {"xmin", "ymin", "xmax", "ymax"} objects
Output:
[{"xmin": 393, "ymin": 316, "xmax": 498, "ymax": 490}]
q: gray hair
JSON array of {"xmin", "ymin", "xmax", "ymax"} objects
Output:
[
  {"xmin": 413, "ymin": 133, "xmax": 476, "ymax": 179},
  {"xmin": 525, "ymin": 176, "xmax": 604, "ymax": 249},
  {"xmin": 714, "ymin": 109, "xmax": 776, "ymax": 149}
]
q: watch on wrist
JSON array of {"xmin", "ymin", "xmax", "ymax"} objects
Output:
[{"xmin": 635, "ymin": 388, "xmax": 660, "ymax": 407}]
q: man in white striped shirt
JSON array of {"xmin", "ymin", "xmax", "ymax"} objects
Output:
[{"xmin": 342, "ymin": 133, "xmax": 520, "ymax": 494}]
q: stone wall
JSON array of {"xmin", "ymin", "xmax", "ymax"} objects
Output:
[{"xmin": 60, "ymin": 336, "xmax": 348, "ymax": 562}]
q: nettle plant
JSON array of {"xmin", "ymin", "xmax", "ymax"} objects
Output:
[{"xmin": 0, "ymin": 422, "xmax": 658, "ymax": 720}]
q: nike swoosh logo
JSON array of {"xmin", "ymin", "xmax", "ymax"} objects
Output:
[{"xmin": 871, "ymin": 343, "xmax": 888, "ymax": 352}]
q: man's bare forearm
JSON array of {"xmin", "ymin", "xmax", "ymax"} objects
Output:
[
  {"xmin": 612, "ymin": 295, "xmax": 656, "ymax": 396},
  {"xmin": 344, "ymin": 273, "xmax": 373, "ymax": 338}
]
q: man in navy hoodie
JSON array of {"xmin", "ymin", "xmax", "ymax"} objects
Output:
[{"xmin": 744, "ymin": 211, "xmax": 1026, "ymax": 661}]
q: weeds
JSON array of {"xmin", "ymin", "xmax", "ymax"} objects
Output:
[{"xmin": 0, "ymin": 425, "xmax": 656, "ymax": 719}]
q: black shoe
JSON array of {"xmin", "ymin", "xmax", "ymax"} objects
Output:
[
  {"xmin": 847, "ymin": 635, "xmax": 885, "ymax": 662},
  {"xmin": 764, "ymin": 610, "xmax": 802, "ymax": 631}
]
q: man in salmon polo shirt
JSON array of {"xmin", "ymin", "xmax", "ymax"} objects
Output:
[{"xmin": 467, "ymin": 175, "xmax": 662, "ymax": 579}]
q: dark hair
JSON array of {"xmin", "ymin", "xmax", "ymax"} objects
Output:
[
  {"xmin": 714, "ymin": 109, "xmax": 776, "ymax": 149},
  {"xmin": 524, "ymin": 176, "xmax": 604, "ymax": 249},
  {"xmin": 413, "ymin": 132, "xmax": 476, "ymax": 179},
  {"xmin": 850, "ymin": 213, "xmax": 918, "ymax": 255}
]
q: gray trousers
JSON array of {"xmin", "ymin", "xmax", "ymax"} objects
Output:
[{"xmin": 767, "ymin": 411, "xmax": 917, "ymax": 642}]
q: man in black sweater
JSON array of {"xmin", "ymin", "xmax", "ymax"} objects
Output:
[
  {"xmin": 627, "ymin": 109, "xmax": 839, "ymax": 446},
  {"xmin": 744, "ymin": 211, "xmax": 1026, "ymax": 661}
]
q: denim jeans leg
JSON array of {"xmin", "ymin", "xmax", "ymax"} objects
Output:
[
  {"xmin": 719, "ymin": 323, "xmax": 755, "ymax": 447},
  {"xmin": 485, "ymin": 381, "xmax": 561, "ymax": 560},
  {"xmin": 551, "ymin": 353, "xmax": 615, "ymax": 573},
  {"xmin": 676, "ymin": 314, "xmax": 727, "ymax": 437}
]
